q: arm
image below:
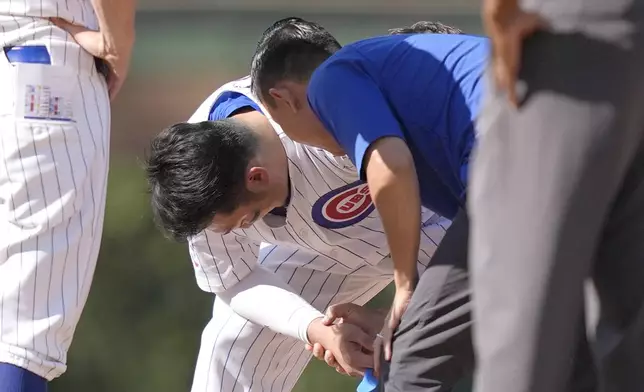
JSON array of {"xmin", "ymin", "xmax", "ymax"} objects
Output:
[
  {"xmin": 482, "ymin": 0, "xmax": 543, "ymax": 106},
  {"xmin": 217, "ymin": 266, "xmax": 324, "ymax": 343},
  {"xmin": 90, "ymin": 0, "xmax": 136, "ymax": 43},
  {"xmin": 365, "ymin": 138, "xmax": 421, "ymax": 292},
  {"xmin": 89, "ymin": 0, "xmax": 136, "ymax": 97},
  {"xmin": 308, "ymin": 61, "xmax": 421, "ymax": 291},
  {"xmin": 190, "ymin": 231, "xmax": 373, "ymax": 376},
  {"xmin": 189, "ymin": 231, "xmax": 324, "ymax": 343},
  {"xmin": 52, "ymin": 0, "xmax": 136, "ymax": 98}
]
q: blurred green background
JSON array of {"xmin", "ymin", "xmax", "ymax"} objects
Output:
[{"xmin": 48, "ymin": 5, "xmax": 483, "ymax": 392}]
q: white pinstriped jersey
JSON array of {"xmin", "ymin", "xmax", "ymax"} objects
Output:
[
  {"xmin": 187, "ymin": 76, "xmax": 451, "ymax": 294},
  {"xmin": 0, "ymin": 0, "xmax": 98, "ymax": 30}
]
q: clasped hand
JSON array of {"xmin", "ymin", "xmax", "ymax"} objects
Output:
[{"xmin": 305, "ymin": 303, "xmax": 387, "ymax": 377}]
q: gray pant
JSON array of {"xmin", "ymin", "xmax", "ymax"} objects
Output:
[
  {"xmin": 379, "ymin": 211, "xmax": 597, "ymax": 392},
  {"xmin": 469, "ymin": 0, "xmax": 644, "ymax": 391}
]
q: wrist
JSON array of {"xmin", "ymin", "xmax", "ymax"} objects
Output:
[
  {"xmin": 306, "ymin": 317, "xmax": 328, "ymax": 345},
  {"xmin": 394, "ymin": 269, "xmax": 418, "ymax": 292},
  {"xmin": 103, "ymin": 30, "xmax": 135, "ymax": 52}
]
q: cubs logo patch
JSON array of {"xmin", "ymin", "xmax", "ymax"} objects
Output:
[{"xmin": 312, "ymin": 181, "xmax": 375, "ymax": 229}]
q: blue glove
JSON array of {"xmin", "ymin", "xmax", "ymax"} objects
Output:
[{"xmin": 357, "ymin": 368, "xmax": 378, "ymax": 392}]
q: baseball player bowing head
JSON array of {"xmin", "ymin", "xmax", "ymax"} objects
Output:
[{"xmin": 144, "ymin": 46, "xmax": 452, "ymax": 392}]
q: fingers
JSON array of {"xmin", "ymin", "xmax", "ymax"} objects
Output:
[
  {"xmin": 312, "ymin": 343, "xmax": 325, "ymax": 361},
  {"xmin": 305, "ymin": 342, "xmax": 326, "ymax": 362},
  {"xmin": 50, "ymin": 17, "xmax": 103, "ymax": 59},
  {"xmin": 373, "ymin": 334, "xmax": 383, "ymax": 378},
  {"xmin": 49, "ymin": 17, "xmax": 81, "ymax": 32},
  {"xmin": 383, "ymin": 332, "xmax": 393, "ymax": 362},
  {"xmin": 384, "ymin": 316, "xmax": 399, "ymax": 361},
  {"xmin": 108, "ymin": 73, "xmax": 122, "ymax": 101},
  {"xmin": 50, "ymin": 17, "xmax": 93, "ymax": 41},
  {"xmin": 493, "ymin": 12, "xmax": 546, "ymax": 108},
  {"xmin": 311, "ymin": 346, "xmax": 346, "ymax": 376},
  {"xmin": 510, "ymin": 14, "xmax": 546, "ymax": 107},
  {"xmin": 491, "ymin": 34, "xmax": 518, "ymax": 107},
  {"xmin": 506, "ymin": 43, "xmax": 519, "ymax": 108},
  {"xmin": 324, "ymin": 349, "xmax": 338, "ymax": 368},
  {"xmin": 346, "ymin": 350, "xmax": 373, "ymax": 371},
  {"xmin": 517, "ymin": 12, "xmax": 546, "ymax": 38},
  {"xmin": 323, "ymin": 303, "xmax": 353, "ymax": 326}
]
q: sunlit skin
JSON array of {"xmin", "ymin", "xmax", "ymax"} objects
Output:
[{"xmin": 207, "ymin": 110, "xmax": 291, "ymax": 234}]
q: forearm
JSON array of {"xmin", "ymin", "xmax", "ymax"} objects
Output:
[
  {"xmin": 90, "ymin": 0, "xmax": 136, "ymax": 40},
  {"xmin": 216, "ymin": 266, "xmax": 324, "ymax": 343},
  {"xmin": 366, "ymin": 138, "xmax": 421, "ymax": 291},
  {"xmin": 483, "ymin": 0, "xmax": 519, "ymax": 22}
]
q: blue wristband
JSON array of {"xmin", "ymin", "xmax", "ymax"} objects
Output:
[{"xmin": 357, "ymin": 368, "xmax": 378, "ymax": 392}]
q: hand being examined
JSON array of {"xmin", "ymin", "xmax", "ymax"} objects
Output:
[{"xmin": 305, "ymin": 303, "xmax": 388, "ymax": 376}]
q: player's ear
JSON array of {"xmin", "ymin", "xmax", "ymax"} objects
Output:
[
  {"xmin": 269, "ymin": 87, "xmax": 297, "ymax": 113},
  {"xmin": 246, "ymin": 166, "xmax": 270, "ymax": 193}
]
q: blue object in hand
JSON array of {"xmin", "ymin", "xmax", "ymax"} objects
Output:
[{"xmin": 357, "ymin": 368, "xmax": 378, "ymax": 392}]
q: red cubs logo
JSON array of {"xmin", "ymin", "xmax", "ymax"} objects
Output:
[{"xmin": 312, "ymin": 181, "xmax": 375, "ymax": 229}]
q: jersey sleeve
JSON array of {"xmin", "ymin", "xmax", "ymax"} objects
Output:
[
  {"xmin": 188, "ymin": 231, "xmax": 324, "ymax": 342},
  {"xmin": 188, "ymin": 230, "xmax": 259, "ymax": 294},
  {"xmin": 208, "ymin": 91, "xmax": 263, "ymax": 121},
  {"xmin": 307, "ymin": 60, "xmax": 405, "ymax": 178}
]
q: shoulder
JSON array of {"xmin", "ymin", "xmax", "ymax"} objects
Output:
[
  {"xmin": 310, "ymin": 35, "xmax": 414, "ymax": 85},
  {"xmin": 188, "ymin": 76, "xmax": 258, "ymax": 123},
  {"xmin": 404, "ymin": 33, "xmax": 490, "ymax": 55}
]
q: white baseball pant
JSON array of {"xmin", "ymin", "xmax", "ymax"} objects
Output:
[{"xmin": 0, "ymin": 16, "xmax": 110, "ymax": 380}]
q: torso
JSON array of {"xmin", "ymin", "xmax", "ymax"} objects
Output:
[
  {"xmin": 311, "ymin": 33, "xmax": 489, "ymax": 219},
  {"xmin": 189, "ymin": 76, "xmax": 443, "ymax": 274}
]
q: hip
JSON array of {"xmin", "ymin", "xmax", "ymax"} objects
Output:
[{"xmin": 0, "ymin": 16, "xmax": 103, "ymax": 76}]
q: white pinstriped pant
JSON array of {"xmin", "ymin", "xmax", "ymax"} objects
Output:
[
  {"xmin": 0, "ymin": 17, "xmax": 110, "ymax": 380},
  {"xmin": 192, "ymin": 254, "xmax": 393, "ymax": 392}
]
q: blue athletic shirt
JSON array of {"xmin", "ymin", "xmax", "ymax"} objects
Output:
[{"xmin": 307, "ymin": 33, "xmax": 489, "ymax": 219}]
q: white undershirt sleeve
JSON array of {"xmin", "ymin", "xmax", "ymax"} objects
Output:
[
  {"xmin": 216, "ymin": 266, "xmax": 324, "ymax": 343},
  {"xmin": 189, "ymin": 231, "xmax": 324, "ymax": 343}
]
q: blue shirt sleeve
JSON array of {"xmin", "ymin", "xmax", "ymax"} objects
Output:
[
  {"xmin": 208, "ymin": 91, "xmax": 263, "ymax": 121},
  {"xmin": 307, "ymin": 60, "xmax": 405, "ymax": 178}
]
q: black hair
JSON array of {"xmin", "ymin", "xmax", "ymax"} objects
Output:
[
  {"xmin": 388, "ymin": 20, "xmax": 463, "ymax": 35},
  {"xmin": 145, "ymin": 120, "xmax": 259, "ymax": 241},
  {"xmin": 250, "ymin": 17, "xmax": 342, "ymax": 106}
]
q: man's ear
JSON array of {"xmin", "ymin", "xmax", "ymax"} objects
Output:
[
  {"xmin": 269, "ymin": 86, "xmax": 297, "ymax": 113},
  {"xmin": 246, "ymin": 166, "xmax": 270, "ymax": 193}
]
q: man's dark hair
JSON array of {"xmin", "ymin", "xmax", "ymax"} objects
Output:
[
  {"xmin": 250, "ymin": 17, "xmax": 342, "ymax": 106},
  {"xmin": 145, "ymin": 120, "xmax": 259, "ymax": 241},
  {"xmin": 388, "ymin": 21, "xmax": 463, "ymax": 35}
]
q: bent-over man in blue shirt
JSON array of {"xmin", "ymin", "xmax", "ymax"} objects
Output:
[
  {"xmin": 249, "ymin": 17, "xmax": 597, "ymax": 392},
  {"xmin": 251, "ymin": 18, "xmax": 594, "ymax": 391}
]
